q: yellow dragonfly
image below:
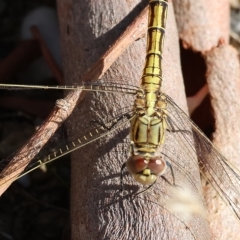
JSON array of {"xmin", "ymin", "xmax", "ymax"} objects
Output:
[{"xmin": 0, "ymin": 0, "xmax": 240, "ymax": 233}]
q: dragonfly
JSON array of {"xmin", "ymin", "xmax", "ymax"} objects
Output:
[{"xmin": 0, "ymin": 0, "xmax": 240, "ymax": 233}]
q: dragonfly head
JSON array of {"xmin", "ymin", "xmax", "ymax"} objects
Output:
[{"xmin": 126, "ymin": 154, "xmax": 166, "ymax": 185}]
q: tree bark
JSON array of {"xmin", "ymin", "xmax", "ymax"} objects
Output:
[
  {"xmin": 173, "ymin": 0, "xmax": 240, "ymax": 239},
  {"xmin": 204, "ymin": 45, "xmax": 240, "ymax": 240},
  {"xmin": 58, "ymin": 0, "xmax": 210, "ymax": 239},
  {"xmin": 173, "ymin": 0, "xmax": 229, "ymax": 52}
]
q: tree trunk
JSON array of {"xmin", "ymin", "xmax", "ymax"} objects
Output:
[{"xmin": 57, "ymin": 0, "xmax": 210, "ymax": 239}]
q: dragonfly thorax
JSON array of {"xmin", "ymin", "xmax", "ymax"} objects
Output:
[
  {"xmin": 128, "ymin": 87, "xmax": 168, "ymax": 185},
  {"xmin": 126, "ymin": 153, "xmax": 167, "ymax": 185}
]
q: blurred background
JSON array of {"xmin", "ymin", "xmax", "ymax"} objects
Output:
[{"xmin": 0, "ymin": 1, "xmax": 70, "ymax": 240}]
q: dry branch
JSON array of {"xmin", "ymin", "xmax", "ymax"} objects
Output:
[{"xmin": 0, "ymin": 5, "xmax": 148, "ymax": 194}]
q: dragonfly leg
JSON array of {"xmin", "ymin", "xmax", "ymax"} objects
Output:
[
  {"xmin": 166, "ymin": 161, "xmax": 176, "ymax": 186},
  {"xmin": 166, "ymin": 117, "xmax": 191, "ymax": 134},
  {"xmin": 135, "ymin": 181, "xmax": 157, "ymax": 195},
  {"xmin": 120, "ymin": 162, "xmax": 127, "ymax": 192},
  {"xmin": 161, "ymin": 175, "xmax": 173, "ymax": 186},
  {"xmin": 163, "ymin": 161, "xmax": 184, "ymax": 190},
  {"xmin": 90, "ymin": 113, "xmax": 132, "ymax": 131}
]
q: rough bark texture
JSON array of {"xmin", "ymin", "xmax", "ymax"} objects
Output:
[
  {"xmin": 204, "ymin": 45, "xmax": 240, "ymax": 240},
  {"xmin": 173, "ymin": 0, "xmax": 229, "ymax": 52},
  {"xmin": 58, "ymin": 0, "xmax": 210, "ymax": 239},
  {"xmin": 172, "ymin": 0, "xmax": 240, "ymax": 239}
]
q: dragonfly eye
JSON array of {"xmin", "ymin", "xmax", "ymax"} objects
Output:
[
  {"xmin": 126, "ymin": 155, "xmax": 148, "ymax": 174},
  {"xmin": 148, "ymin": 156, "xmax": 166, "ymax": 176},
  {"xmin": 126, "ymin": 155, "xmax": 166, "ymax": 185}
]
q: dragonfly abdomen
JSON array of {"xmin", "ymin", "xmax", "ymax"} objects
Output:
[{"xmin": 141, "ymin": 0, "xmax": 168, "ymax": 90}]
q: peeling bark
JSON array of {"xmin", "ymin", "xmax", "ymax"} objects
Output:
[
  {"xmin": 204, "ymin": 44, "xmax": 240, "ymax": 240},
  {"xmin": 173, "ymin": 0, "xmax": 229, "ymax": 52},
  {"xmin": 172, "ymin": 0, "xmax": 240, "ymax": 238}
]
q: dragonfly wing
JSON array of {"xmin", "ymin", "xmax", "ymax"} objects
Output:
[
  {"xmin": 0, "ymin": 106, "xmax": 135, "ymax": 186},
  {"xmin": 0, "ymin": 77, "xmax": 139, "ymax": 95},
  {"xmin": 165, "ymin": 93, "xmax": 240, "ymax": 220}
]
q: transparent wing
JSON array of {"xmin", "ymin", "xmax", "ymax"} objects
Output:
[
  {"xmin": 0, "ymin": 77, "xmax": 139, "ymax": 94},
  {"xmin": 0, "ymin": 77, "xmax": 139, "ymax": 184},
  {"xmin": 164, "ymin": 93, "xmax": 240, "ymax": 219},
  {"xmin": 0, "ymin": 105, "xmax": 135, "ymax": 186},
  {"xmin": 1, "ymin": 79, "xmax": 239, "ymax": 231},
  {"xmin": 111, "ymin": 92, "xmax": 240, "ymax": 236}
]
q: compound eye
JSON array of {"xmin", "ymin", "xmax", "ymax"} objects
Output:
[
  {"xmin": 126, "ymin": 155, "xmax": 148, "ymax": 174},
  {"xmin": 148, "ymin": 156, "xmax": 166, "ymax": 175}
]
